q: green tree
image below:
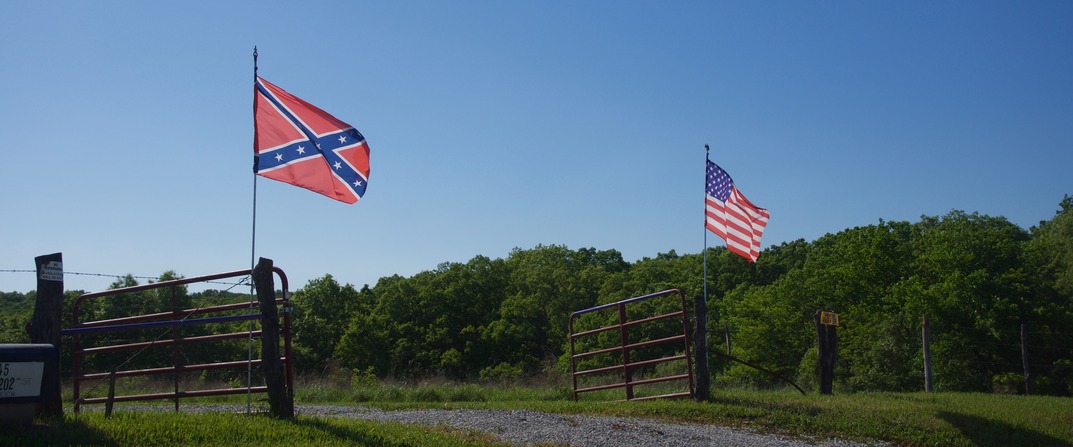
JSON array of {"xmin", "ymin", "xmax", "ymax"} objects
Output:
[
  {"xmin": 290, "ymin": 274, "xmax": 361, "ymax": 374},
  {"xmin": 1023, "ymin": 196, "xmax": 1073, "ymax": 394},
  {"xmin": 722, "ymin": 275, "xmax": 813, "ymax": 387},
  {"xmin": 0, "ymin": 291, "xmax": 31, "ymax": 344},
  {"xmin": 486, "ymin": 245, "xmax": 625, "ymax": 376},
  {"xmin": 295, "ymin": 202, "xmax": 1073, "ymax": 394},
  {"xmin": 1027, "ymin": 196, "xmax": 1073, "ymax": 300},
  {"xmin": 910, "ymin": 211, "xmax": 1031, "ymax": 391}
]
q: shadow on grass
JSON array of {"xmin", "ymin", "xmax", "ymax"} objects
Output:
[
  {"xmin": 0, "ymin": 417, "xmax": 117, "ymax": 446},
  {"xmin": 937, "ymin": 411, "xmax": 1071, "ymax": 447},
  {"xmin": 293, "ymin": 417, "xmax": 414, "ymax": 447}
]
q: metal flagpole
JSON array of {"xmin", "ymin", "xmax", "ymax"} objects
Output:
[
  {"xmin": 248, "ymin": 45, "xmax": 259, "ymax": 415},
  {"xmin": 703, "ymin": 144, "xmax": 709, "ymax": 307},
  {"xmin": 696, "ymin": 143, "xmax": 712, "ymax": 401}
]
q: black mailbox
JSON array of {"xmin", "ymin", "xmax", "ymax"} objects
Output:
[{"xmin": 0, "ymin": 344, "xmax": 59, "ymax": 424}]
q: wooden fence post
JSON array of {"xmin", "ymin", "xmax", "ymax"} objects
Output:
[
  {"xmin": 105, "ymin": 371, "xmax": 117, "ymax": 419},
  {"xmin": 26, "ymin": 253, "xmax": 64, "ymax": 418},
  {"xmin": 814, "ymin": 310, "xmax": 837, "ymax": 395},
  {"xmin": 693, "ymin": 293, "xmax": 710, "ymax": 402},
  {"xmin": 253, "ymin": 257, "xmax": 293, "ymax": 419},
  {"xmin": 922, "ymin": 314, "xmax": 933, "ymax": 393},
  {"xmin": 1021, "ymin": 324, "xmax": 1034, "ymax": 395}
]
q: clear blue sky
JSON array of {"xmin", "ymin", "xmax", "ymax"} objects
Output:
[{"xmin": 2, "ymin": 1, "xmax": 1071, "ymax": 294}]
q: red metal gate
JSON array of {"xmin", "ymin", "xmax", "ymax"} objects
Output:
[
  {"xmin": 569, "ymin": 289, "xmax": 694, "ymax": 401},
  {"xmin": 62, "ymin": 267, "xmax": 293, "ymax": 412}
]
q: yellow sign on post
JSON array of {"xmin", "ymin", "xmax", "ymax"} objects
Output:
[{"xmin": 819, "ymin": 311, "xmax": 840, "ymax": 326}]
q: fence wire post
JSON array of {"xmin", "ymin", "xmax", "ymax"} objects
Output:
[
  {"xmin": 105, "ymin": 371, "xmax": 116, "ymax": 418},
  {"xmin": 922, "ymin": 314, "xmax": 933, "ymax": 393},
  {"xmin": 1021, "ymin": 324, "xmax": 1034, "ymax": 395},
  {"xmin": 254, "ymin": 257, "xmax": 293, "ymax": 419},
  {"xmin": 28, "ymin": 252, "xmax": 65, "ymax": 418}
]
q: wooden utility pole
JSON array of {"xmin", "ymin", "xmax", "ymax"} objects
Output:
[
  {"xmin": 253, "ymin": 257, "xmax": 293, "ymax": 419},
  {"xmin": 922, "ymin": 314, "xmax": 933, "ymax": 393},
  {"xmin": 26, "ymin": 253, "xmax": 64, "ymax": 417},
  {"xmin": 814, "ymin": 310, "xmax": 838, "ymax": 395}
]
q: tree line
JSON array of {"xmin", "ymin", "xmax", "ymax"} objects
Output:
[{"xmin": 2, "ymin": 196, "xmax": 1071, "ymax": 395}]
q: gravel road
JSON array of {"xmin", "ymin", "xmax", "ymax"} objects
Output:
[
  {"xmin": 105, "ymin": 404, "xmax": 887, "ymax": 446},
  {"xmin": 295, "ymin": 404, "xmax": 889, "ymax": 447}
]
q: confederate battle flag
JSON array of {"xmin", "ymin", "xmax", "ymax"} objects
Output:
[{"xmin": 253, "ymin": 76, "xmax": 370, "ymax": 204}]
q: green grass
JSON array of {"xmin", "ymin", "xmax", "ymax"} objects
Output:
[
  {"xmin": 1, "ymin": 411, "xmax": 508, "ymax": 447},
  {"xmin": 311, "ymin": 383, "xmax": 1073, "ymax": 447},
  {"xmin": 590, "ymin": 391, "xmax": 1073, "ymax": 447},
  {"xmin": 296, "ymin": 378, "xmax": 575, "ymax": 404},
  {"xmin": 8, "ymin": 380, "xmax": 1073, "ymax": 446}
]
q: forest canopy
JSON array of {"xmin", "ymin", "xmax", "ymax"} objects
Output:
[{"xmin": 3, "ymin": 196, "xmax": 1071, "ymax": 395}]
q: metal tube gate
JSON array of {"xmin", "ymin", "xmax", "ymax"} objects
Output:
[
  {"xmin": 569, "ymin": 289, "xmax": 694, "ymax": 401},
  {"xmin": 62, "ymin": 267, "xmax": 294, "ymax": 412}
]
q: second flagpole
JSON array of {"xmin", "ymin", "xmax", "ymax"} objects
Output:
[
  {"xmin": 248, "ymin": 45, "xmax": 259, "ymax": 416},
  {"xmin": 695, "ymin": 144, "xmax": 711, "ymax": 401}
]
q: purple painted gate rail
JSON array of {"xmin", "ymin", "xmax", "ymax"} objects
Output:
[
  {"xmin": 61, "ymin": 267, "xmax": 294, "ymax": 412},
  {"xmin": 569, "ymin": 289, "xmax": 694, "ymax": 401}
]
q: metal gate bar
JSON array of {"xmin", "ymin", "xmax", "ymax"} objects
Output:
[
  {"xmin": 568, "ymin": 289, "xmax": 694, "ymax": 401},
  {"xmin": 62, "ymin": 267, "xmax": 293, "ymax": 412}
]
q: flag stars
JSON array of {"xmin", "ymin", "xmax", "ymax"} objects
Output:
[
  {"xmin": 255, "ymin": 78, "xmax": 368, "ymax": 204},
  {"xmin": 706, "ymin": 161, "xmax": 734, "ymax": 201}
]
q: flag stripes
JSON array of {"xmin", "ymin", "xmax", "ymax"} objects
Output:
[
  {"xmin": 705, "ymin": 160, "xmax": 769, "ymax": 262},
  {"xmin": 253, "ymin": 76, "xmax": 370, "ymax": 204}
]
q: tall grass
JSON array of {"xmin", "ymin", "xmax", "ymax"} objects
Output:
[{"xmin": 295, "ymin": 374, "xmax": 575, "ymax": 404}]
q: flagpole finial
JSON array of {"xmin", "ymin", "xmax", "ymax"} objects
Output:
[{"xmin": 253, "ymin": 46, "xmax": 258, "ymax": 76}]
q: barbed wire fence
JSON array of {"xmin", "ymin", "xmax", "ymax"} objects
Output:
[{"xmin": 0, "ymin": 268, "xmax": 250, "ymax": 288}]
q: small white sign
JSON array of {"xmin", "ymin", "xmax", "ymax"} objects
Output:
[
  {"xmin": 38, "ymin": 261, "xmax": 63, "ymax": 282},
  {"xmin": 0, "ymin": 362, "xmax": 44, "ymax": 398}
]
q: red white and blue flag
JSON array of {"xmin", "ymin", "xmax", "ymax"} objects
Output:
[
  {"xmin": 705, "ymin": 160, "xmax": 770, "ymax": 262},
  {"xmin": 254, "ymin": 76, "xmax": 370, "ymax": 204}
]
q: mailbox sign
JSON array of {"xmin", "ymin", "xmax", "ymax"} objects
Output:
[
  {"xmin": 38, "ymin": 261, "xmax": 63, "ymax": 282},
  {"xmin": 0, "ymin": 362, "xmax": 44, "ymax": 398},
  {"xmin": 819, "ymin": 311, "xmax": 840, "ymax": 327}
]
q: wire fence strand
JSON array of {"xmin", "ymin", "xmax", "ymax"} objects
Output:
[{"xmin": 0, "ymin": 269, "xmax": 249, "ymax": 288}]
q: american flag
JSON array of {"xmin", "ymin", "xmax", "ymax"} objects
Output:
[
  {"xmin": 705, "ymin": 160, "xmax": 770, "ymax": 262},
  {"xmin": 254, "ymin": 76, "xmax": 370, "ymax": 204}
]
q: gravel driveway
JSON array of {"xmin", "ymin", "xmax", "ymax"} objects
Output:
[
  {"xmin": 101, "ymin": 403, "xmax": 886, "ymax": 446},
  {"xmin": 296, "ymin": 404, "xmax": 889, "ymax": 447}
]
